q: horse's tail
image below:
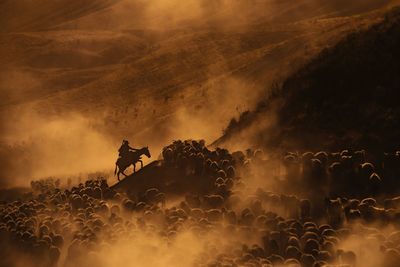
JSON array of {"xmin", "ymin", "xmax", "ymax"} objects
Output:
[{"xmin": 114, "ymin": 162, "xmax": 118, "ymax": 176}]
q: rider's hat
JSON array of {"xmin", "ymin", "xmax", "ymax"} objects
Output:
[{"xmin": 123, "ymin": 139, "xmax": 129, "ymax": 144}]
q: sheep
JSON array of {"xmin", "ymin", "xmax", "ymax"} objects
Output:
[
  {"xmin": 300, "ymin": 253, "xmax": 317, "ymax": 267},
  {"xmin": 240, "ymin": 209, "xmax": 255, "ymax": 226},
  {"xmin": 369, "ymin": 172, "xmax": 382, "ymax": 195},
  {"xmin": 185, "ymin": 194, "xmax": 201, "ymax": 208},
  {"xmin": 162, "ymin": 147, "xmax": 174, "ymax": 164},
  {"xmin": 359, "ymin": 162, "xmax": 375, "ymax": 179},
  {"xmin": 231, "ymin": 151, "xmax": 245, "ymax": 165},
  {"xmin": 304, "ymin": 239, "xmax": 319, "ymax": 254},
  {"xmin": 224, "ymin": 210, "xmax": 237, "ymax": 225},
  {"xmin": 300, "ymin": 199, "xmax": 311, "ymax": 220},
  {"xmin": 314, "ymin": 151, "xmax": 328, "ymax": 164},
  {"xmin": 190, "ymin": 208, "xmax": 205, "ymax": 220},
  {"xmin": 267, "ymin": 254, "xmax": 284, "ymax": 266},
  {"xmin": 203, "ymin": 194, "xmax": 224, "ymax": 209},
  {"xmin": 384, "ymin": 196, "xmax": 400, "ymax": 210},
  {"xmin": 325, "ymin": 198, "xmax": 344, "ymax": 228},
  {"xmin": 226, "ymin": 166, "xmax": 236, "ymax": 179},
  {"xmin": 286, "ymin": 245, "xmax": 302, "ymax": 260},
  {"xmin": 5, "ymin": 146, "xmax": 400, "ymax": 267}
]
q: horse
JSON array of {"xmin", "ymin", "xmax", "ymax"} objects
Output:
[{"xmin": 114, "ymin": 147, "xmax": 151, "ymax": 181}]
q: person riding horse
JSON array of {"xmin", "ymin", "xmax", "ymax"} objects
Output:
[{"xmin": 115, "ymin": 140, "xmax": 151, "ymax": 181}]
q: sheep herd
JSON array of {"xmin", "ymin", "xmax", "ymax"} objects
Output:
[{"xmin": 1, "ymin": 139, "xmax": 400, "ymax": 267}]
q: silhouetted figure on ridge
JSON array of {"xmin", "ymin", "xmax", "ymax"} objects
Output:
[{"xmin": 115, "ymin": 140, "xmax": 151, "ymax": 180}]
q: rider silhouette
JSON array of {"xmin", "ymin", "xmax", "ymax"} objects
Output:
[{"xmin": 118, "ymin": 140, "xmax": 138, "ymax": 159}]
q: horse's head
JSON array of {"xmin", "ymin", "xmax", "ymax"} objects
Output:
[{"xmin": 143, "ymin": 146, "xmax": 151, "ymax": 158}]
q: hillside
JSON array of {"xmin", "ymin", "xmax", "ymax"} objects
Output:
[
  {"xmin": 216, "ymin": 6, "xmax": 400, "ymax": 153},
  {"xmin": 1, "ymin": 2, "xmax": 394, "ymax": 141}
]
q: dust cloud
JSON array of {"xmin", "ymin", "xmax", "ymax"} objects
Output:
[
  {"xmin": 0, "ymin": 111, "xmax": 115, "ymax": 187},
  {"xmin": 1, "ymin": 0, "xmax": 386, "ymax": 186},
  {"xmin": 168, "ymin": 77, "xmax": 262, "ymax": 142}
]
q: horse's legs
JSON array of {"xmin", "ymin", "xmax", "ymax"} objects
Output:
[
  {"xmin": 139, "ymin": 160, "xmax": 143, "ymax": 168},
  {"xmin": 122, "ymin": 170, "xmax": 128, "ymax": 177},
  {"xmin": 133, "ymin": 163, "xmax": 136, "ymax": 173},
  {"xmin": 117, "ymin": 171, "xmax": 120, "ymax": 181}
]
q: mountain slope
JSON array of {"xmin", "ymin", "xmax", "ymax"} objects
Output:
[
  {"xmin": 0, "ymin": 8, "xmax": 387, "ymax": 143},
  {"xmin": 216, "ymin": 6, "xmax": 400, "ymax": 152}
]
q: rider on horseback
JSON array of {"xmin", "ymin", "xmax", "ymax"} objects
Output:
[
  {"xmin": 118, "ymin": 140, "xmax": 138, "ymax": 159},
  {"xmin": 115, "ymin": 141, "xmax": 151, "ymax": 181}
]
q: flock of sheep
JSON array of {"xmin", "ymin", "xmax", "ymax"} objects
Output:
[{"xmin": 1, "ymin": 139, "xmax": 400, "ymax": 267}]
